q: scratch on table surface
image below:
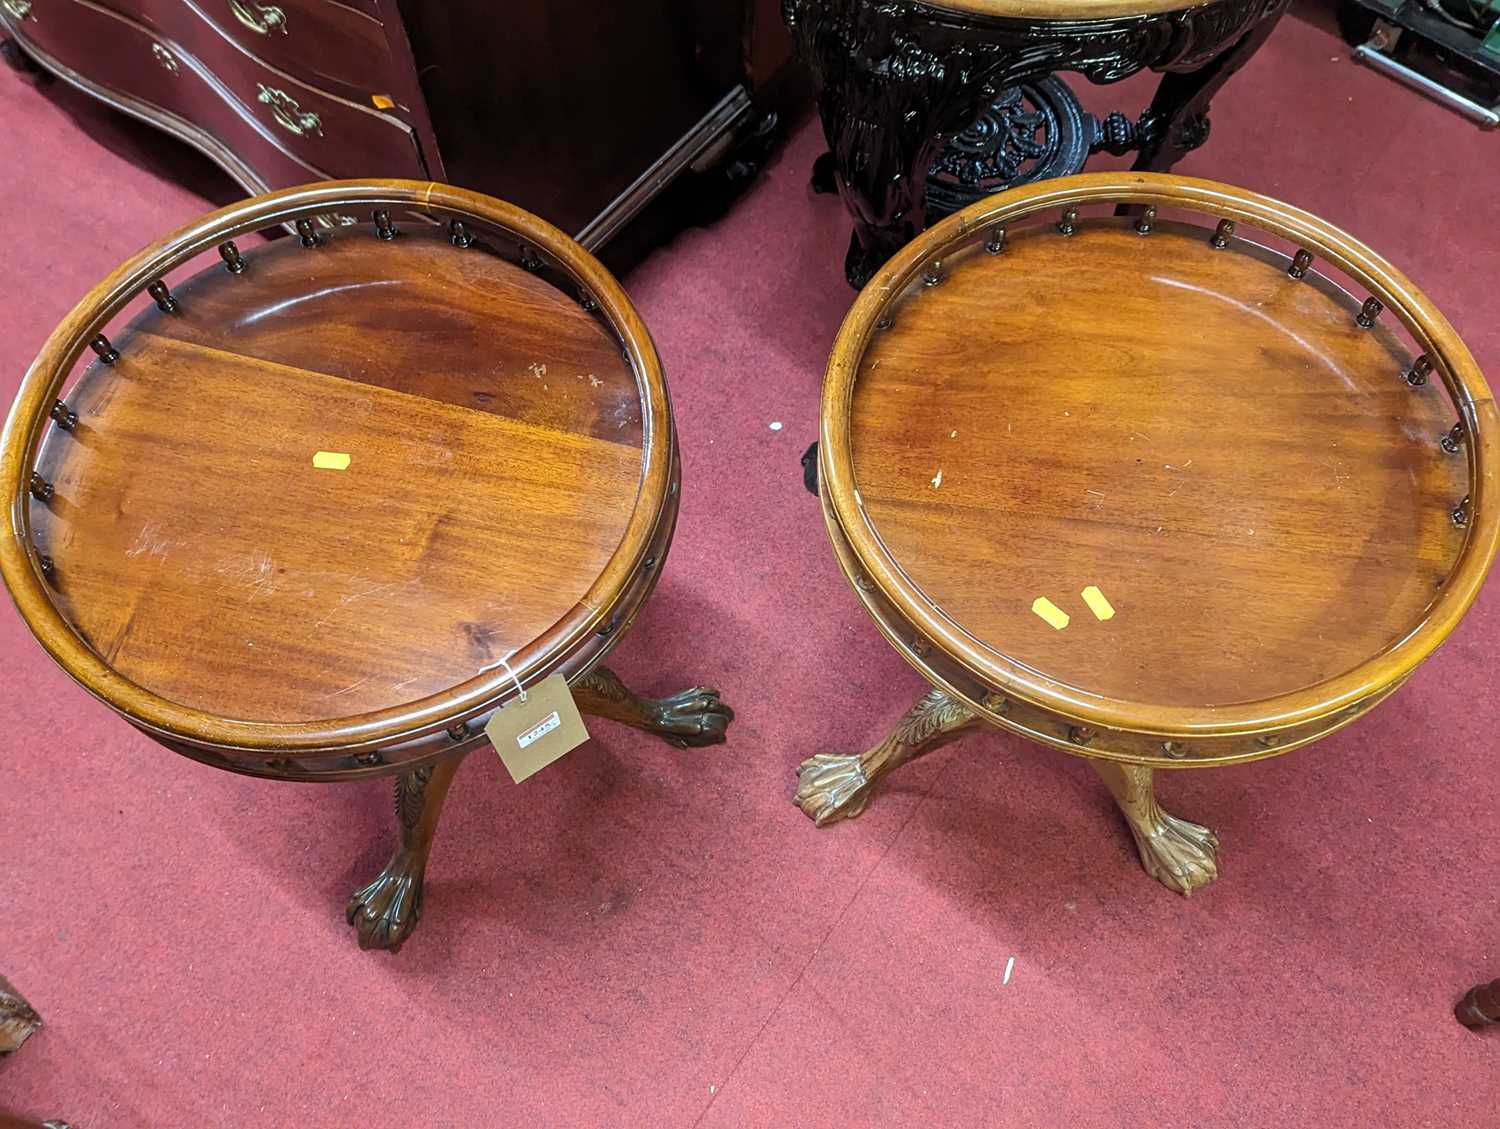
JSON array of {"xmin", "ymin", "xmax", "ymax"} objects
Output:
[
  {"xmin": 215, "ymin": 549, "xmax": 279, "ymax": 599},
  {"xmin": 931, "ymin": 468, "xmax": 943, "ymax": 489},
  {"xmin": 323, "ymin": 675, "xmax": 370, "ymax": 700},
  {"xmin": 310, "ymin": 581, "xmax": 405, "ymax": 631},
  {"xmin": 125, "ymin": 522, "xmax": 171, "ymax": 561}
]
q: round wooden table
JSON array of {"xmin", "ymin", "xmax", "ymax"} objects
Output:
[
  {"xmin": 785, "ymin": 0, "xmax": 1290, "ymax": 286},
  {"xmin": 0, "ymin": 180, "xmax": 733, "ymax": 951},
  {"xmin": 798, "ymin": 172, "xmax": 1498, "ymax": 894}
]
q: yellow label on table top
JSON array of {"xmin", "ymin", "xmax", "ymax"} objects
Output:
[
  {"xmin": 1081, "ymin": 585, "xmax": 1116, "ymax": 621},
  {"xmin": 1031, "ymin": 596, "xmax": 1069, "ymax": 630},
  {"xmin": 312, "ymin": 451, "xmax": 351, "ymax": 471}
]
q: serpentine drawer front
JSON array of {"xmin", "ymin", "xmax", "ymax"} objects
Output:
[
  {"xmin": 177, "ymin": 0, "xmax": 397, "ymax": 102},
  {"xmin": 143, "ymin": 4, "xmax": 423, "ymax": 176},
  {"xmin": 5, "ymin": 0, "xmax": 334, "ymax": 191}
]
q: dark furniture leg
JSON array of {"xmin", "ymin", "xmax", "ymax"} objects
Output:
[
  {"xmin": 1130, "ymin": 1, "xmax": 1290, "ymax": 173},
  {"xmin": 346, "ymin": 753, "xmax": 466, "ymax": 952},
  {"xmin": 813, "ymin": 62, "xmax": 967, "ymax": 287},
  {"xmin": 1457, "ymin": 979, "xmax": 1500, "ymax": 1028},
  {"xmin": 572, "ymin": 664, "xmax": 733, "ymax": 748},
  {"xmin": 0, "ymin": 35, "xmax": 40, "ymax": 74}
]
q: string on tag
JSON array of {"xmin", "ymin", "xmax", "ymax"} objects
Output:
[{"xmin": 500, "ymin": 656, "xmax": 527, "ymax": 704}]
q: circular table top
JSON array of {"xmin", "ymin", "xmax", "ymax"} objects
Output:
[
  {"xmin": 1, "ymin": 182, "xmax": 671, "ymax": 757},
  {"xmin": 822, "ymin": 173, "xmax": 1499, "ymax": 742}
]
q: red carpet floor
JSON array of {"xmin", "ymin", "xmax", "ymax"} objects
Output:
[{"xmin": 3, "ymin": 7, "xmax": 1499, "ymax": 1125}]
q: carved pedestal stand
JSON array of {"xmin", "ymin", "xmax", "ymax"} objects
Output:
[
  {"xmin": 348, "ymin": 665, "xmax": 732, "ymax": 951},
  {"xmin": 785, "ymin": 0, "xmax": 1289, "ymax": 286}
]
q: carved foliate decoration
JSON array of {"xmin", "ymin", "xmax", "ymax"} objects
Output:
[
  {"xmin": 785, "ymin": 0, "xmax": 1289, "ymax": 284},
  {"xmin": 395, "ymin": 765, "xmax": 433, "ymax": 831}
]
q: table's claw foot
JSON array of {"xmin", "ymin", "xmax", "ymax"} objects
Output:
[
  {"xmin": 1127, "ymin": 812, "xmax": 1219, "ymax": 896},
  {"xmin": 572, "ymin": 666, "xmax": 734, "ymax": 748},
  {"xmin": 653, "ymin": 687, "xmax": 734, "ymax": 748},
  {"xmin": 795, "ymin": 752, "xmax": 872, "ymax": 826},
  {"xmin": 345, "ymin": 856, "xmax": 425, "ymax": 952},
  {"xmin": 1092, "ymin": 761, "xmax": 1220, "ymax": 895}
]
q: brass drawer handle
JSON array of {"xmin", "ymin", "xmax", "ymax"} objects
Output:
[
  {"xmin": 228, "ymin": 0, "xmax": 286, "ymax": 35},
  {"xmin": 256, "ymin": 83, "xmax": 322, "ymax": 138},
  {"xmin": 2, "ymin": 0, "xmax": 34, "ymax": 20}
]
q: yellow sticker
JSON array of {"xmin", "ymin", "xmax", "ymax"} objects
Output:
[
  {"xmin": 312, "ymin": 451, "xmax": 351, "ymax": 471},
  {"xmin": 1082, "ymin": 585, "xmax": 1115, "ymax": 621},
  {"xmin": 1031, "ymin": 596, "xmax": 1069, "ymax": 630},
  {"xmin": 371, "ymin": 94, "xmax": 395, "ymax": 110}
]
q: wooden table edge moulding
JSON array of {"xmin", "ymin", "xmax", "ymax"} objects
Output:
[
  {"xmin": 796, "ymin": 171, "xmax": 1499, "ymax": 895},
  {"xmin": 0, "ymin": 179, "xmax": 735, "ymax": 951}
]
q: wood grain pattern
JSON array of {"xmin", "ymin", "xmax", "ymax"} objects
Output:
[
  {"xmin": 1, "ymin": 181, "xmax": 674, "ymax": 762},
  {"xmin": 33, "ymin": 320, "xmax": 640, "ymax": 722},
  {"xmin": 821, "ymin": 172, "xmax": 1499, "ymax": 751},
  {"xmin": 852, "ymin": 220, "xmax": 1465, "ymax": 708}
]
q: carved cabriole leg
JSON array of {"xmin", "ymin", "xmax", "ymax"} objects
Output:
[
  {"xmin": 1456, "ymin": 979, "xmax": 1500, "ymax": 1028},
  {"xmin": 346, "ymin": 753, "xmax": 465, "ymax": 952},
  {"xmin": 796, "ymin": 688, "xmax": 980, "ymax": 825},
  {"xmin": 571, "ymin": 664, "xmax": 733, "ymax": 748},
  {"xmin": 1129, "ymin": 0, "xmax": 1290, "ymax": 174},
  {"xmin": 1090, "ymin": 761, "xmax": 1219, "ymax": 895},
  {"xmin": 0, "ymin": 974, "xmax": 42, "ymax": 1053}
]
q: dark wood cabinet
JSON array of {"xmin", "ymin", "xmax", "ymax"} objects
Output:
[{"xmin": 1, "ymin": 0, "xmax": 791, "ymax": 246}]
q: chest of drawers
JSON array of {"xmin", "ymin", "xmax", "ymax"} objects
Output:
[{"xmin": 0, "ymin": 0, "xmax": 787, "ymax": 245}]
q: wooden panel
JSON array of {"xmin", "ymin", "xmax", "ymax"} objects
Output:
[
  {"xmin": 848, "ymin": 220, "xmax": 1468, "ymax": 710},
  {"xmin": 396, "ymin": 0, "xmax": 747, "ymax": 233},
  {"xmin": 150, "ymin": 227, "xmax": 644, "ymax": 444}
]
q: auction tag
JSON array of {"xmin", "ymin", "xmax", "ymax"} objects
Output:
[{"xmin": 484, "ymin": 673, "xmax": 589, "ymax": 784}]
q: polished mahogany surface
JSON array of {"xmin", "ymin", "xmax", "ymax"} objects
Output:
[
  {"xmin": 848, "ymin": 219, "xmax": 1469, "ymax": 712},
  {"xmin": 29, "ymin": 226, "xmax": 643, "ymax": 724}
]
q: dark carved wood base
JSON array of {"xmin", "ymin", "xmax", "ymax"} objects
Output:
[
  {"xmin": 797, "ymin": 689, "xmax": 1220, "ymax": 894},
  {"xmin": 1456, "ymin": 979, "xmax": 1500, "ymax": 1028},
  {"xmin": 345, "ymin": 663, "xmax": 734, "ymax": 951},
  {"xmin": 0, "ymin": 974, "xmax": 42, "ymax": 1054},
  {"xmin": 785, "ymin": 0, "xmax": 1290, "ymax": 286}
]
